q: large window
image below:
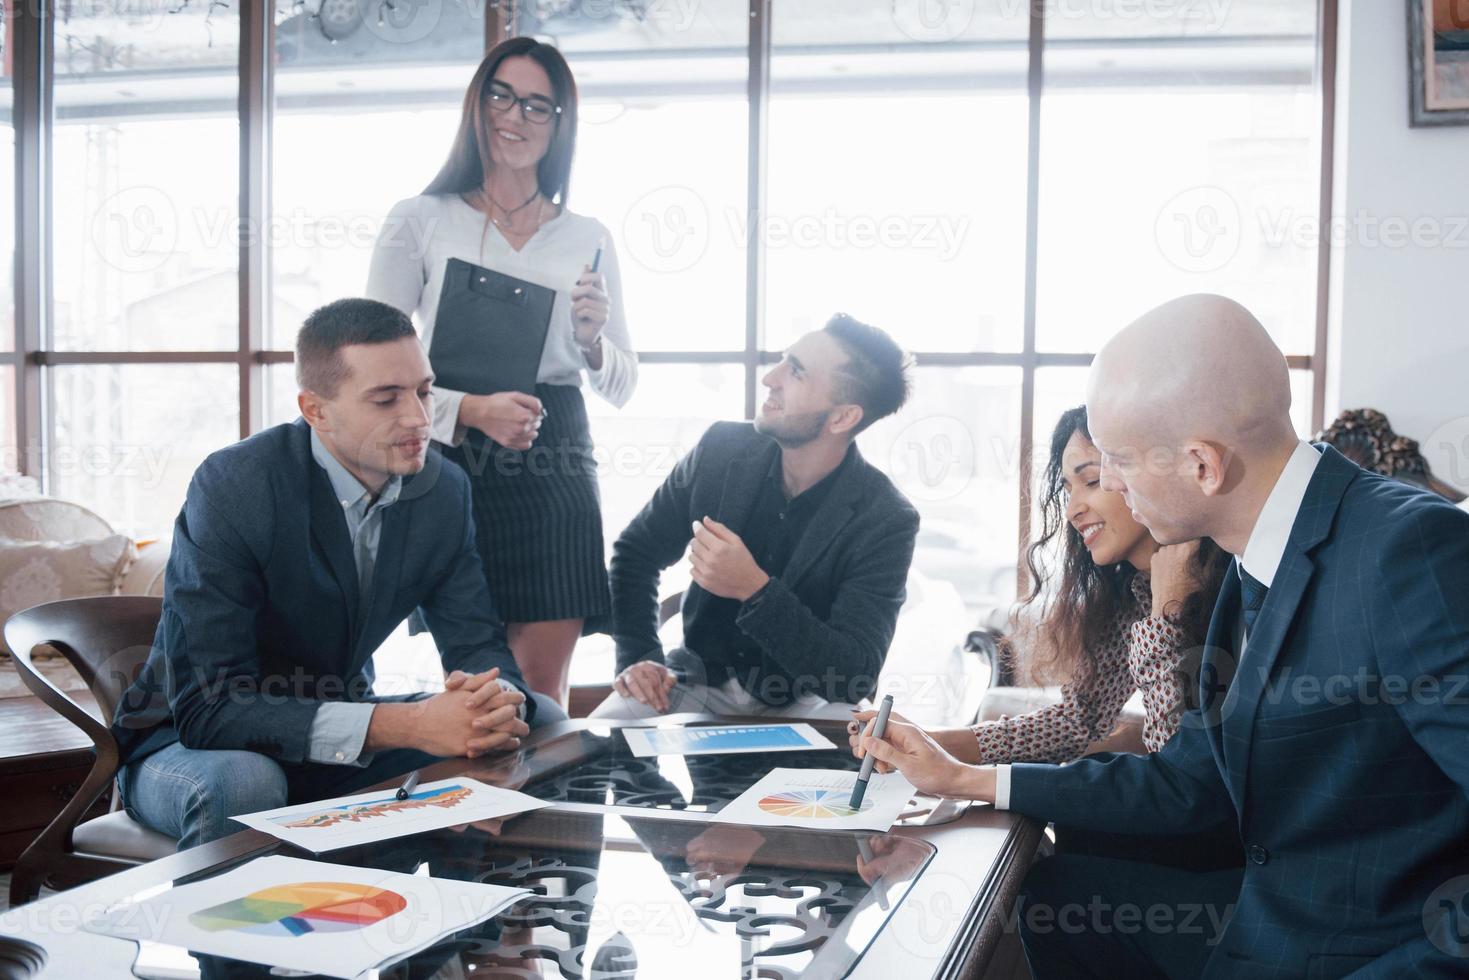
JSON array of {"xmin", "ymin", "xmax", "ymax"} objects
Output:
[
  {"xmin": 1, "ymin": 9, "xmax": 17, "ymax": 467},
  {"xmin": 7, "ymin": 0, "xmax": 1334, "ymax": 619},
  {"xmin": 37, "ymin": 2, "xmax": 242, "ymax": 533}
]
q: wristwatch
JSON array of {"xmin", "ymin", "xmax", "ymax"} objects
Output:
[{"xmin": 579, "ymin": 334, "xmax": 603, "ymax": 355}]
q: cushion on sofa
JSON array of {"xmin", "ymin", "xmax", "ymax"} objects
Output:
[{"xmin": 0, "ymin": 534, "xmax": 137, "ymax": 698}]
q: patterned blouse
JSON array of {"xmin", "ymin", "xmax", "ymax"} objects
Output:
[{"xmin": 971, "ymin": 574, "xmax": 1189, "ymax": 763}]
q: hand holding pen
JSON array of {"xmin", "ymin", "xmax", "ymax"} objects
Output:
[
  {"xmin": 857, "ymin": 707, "xmax": 979, "ymax": 800},
  {"xmin": 572, "ymin": 237, "xmax": 609, "ymax": 351},
  {"xmin": 850, "ymin": 695, "xmax": 894, "ymax": 809}
]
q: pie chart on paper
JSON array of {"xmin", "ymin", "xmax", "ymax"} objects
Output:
[
  {"xmin": 757, "ymin": 789, "xmax": 873, "ymax": 819},
  {"xmin": 189, "ymin": 881, "xmax": 407, "ymax": 938}
]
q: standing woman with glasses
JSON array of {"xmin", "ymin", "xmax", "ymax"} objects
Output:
[{"xmin": 367, "ymin": 37, "xmax": 636, "ymax": 708}]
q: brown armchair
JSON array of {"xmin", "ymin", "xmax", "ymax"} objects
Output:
[{"xmin": 5, "ymin": 596, "xmax": 177, "ymax": 907}]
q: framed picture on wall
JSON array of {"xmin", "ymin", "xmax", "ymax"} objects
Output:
[{"xmin": 1410, "ymin": 0, "xmax": 1469, "ymax": 125}]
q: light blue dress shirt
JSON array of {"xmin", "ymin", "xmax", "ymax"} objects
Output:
[
  {"xmin": 305, "ymin": 431, "xmax": 524, "ymax": 767},
  {"xmin": 306, "ymin": 430, "xmax": 404, "ymax": 767}
]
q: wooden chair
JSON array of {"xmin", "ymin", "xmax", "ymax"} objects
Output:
[{"xmin": 5, "ymin": 596, "xmax": 178, "ymax": 906}]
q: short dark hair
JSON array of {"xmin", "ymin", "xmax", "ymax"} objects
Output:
[
  {"xmin": 296, "ymin": 298, "xmax": 417, "ymax": 398},
  {"xmin": 822, "ymin": 313, "xmax": 913, "ymax": 435}
]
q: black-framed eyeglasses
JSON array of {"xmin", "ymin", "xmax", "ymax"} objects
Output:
[{"xmin": 486, "ymin": 81, "xmax": 562, "ymax": 125}]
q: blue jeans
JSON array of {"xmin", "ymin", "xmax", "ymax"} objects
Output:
[{"xmin": 119, "ymin": 692, "xmax": 566, "ymax": 850}]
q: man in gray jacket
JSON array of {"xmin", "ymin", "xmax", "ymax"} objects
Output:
[{"xmin": 594, "ymin": 314, "xmax": 920, "ymax": 719}]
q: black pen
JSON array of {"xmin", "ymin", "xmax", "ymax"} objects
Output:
[
  {"xmin": 590, "ymin": 236, "xmax": 605, "ymax": 274},
  {"xmin": 850, "ymin": 694, "xmax": 894, "ymax": 809},
  {"xmin": 395, "ymin": 769, "xmax": 420, "ymax": 801}
]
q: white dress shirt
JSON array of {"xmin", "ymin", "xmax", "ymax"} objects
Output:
[
  {"xmin": 1239, "ymin": 440, "xmax": 1322, "ymax": 591},
  {"xmin": 993, "ymin": 440, "xmax": 1323, "ymax": 810},
  {"xmin": 366, "ymin": 193, "xmax": 638, "ymax": 446}
]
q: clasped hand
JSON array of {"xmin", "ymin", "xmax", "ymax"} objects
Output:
[{"xmin": 413, "ymin": 666, "xmax": 529, "ymax": 759}]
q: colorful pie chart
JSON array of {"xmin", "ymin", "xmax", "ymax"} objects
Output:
[
  {"xmin": 189, "ymin": 881, "xmax": 407, "ymax": 938},
  {"xmin": 757, "ymin": 789, "xmax": 873, "ymax": 819}
]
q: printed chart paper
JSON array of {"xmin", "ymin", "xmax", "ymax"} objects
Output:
[
  {"xmin": 621, "ymin": 722, "xmax": 837, "ymax": 758},
  {"xmin": 711, "ymin": 767, "xmax": 917, "ymax": 832},
  {"xmin": 232, "ymin": 776, "xmax": 549, "ymax": 852},
  {"xmin": 83, "ymin": 854, "xmax": 530, "ymax": 979}
]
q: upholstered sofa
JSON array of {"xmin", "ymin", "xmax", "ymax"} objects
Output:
[{"xmin": 0, "ymin": 497, "xmax": 168, "ymax": 700}]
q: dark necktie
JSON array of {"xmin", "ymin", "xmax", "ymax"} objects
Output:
[{"xmin": 1239, "ymin": 565, "xmax": 1269, "ymax": 638}]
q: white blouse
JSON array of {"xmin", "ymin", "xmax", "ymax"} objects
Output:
[{"xmin": 365, "ymin": 192, "xmax": 638, "ymax": 446}]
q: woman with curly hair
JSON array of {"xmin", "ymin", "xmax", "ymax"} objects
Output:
[
  {"xmin": 851, "ymin": 405, "xmax": 1232, "ymax": 766},
  {"xmin": 850, "ymin": 405, "xmax": 1241, "ymax": 868}
]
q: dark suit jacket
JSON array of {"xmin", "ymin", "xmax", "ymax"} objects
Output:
[
  {"xmin": 1009, "ymin": 445, "xmax": 1469, "ymax": 978},
  {"xmin": 609, "ymin": 421, "xmax": 920, "ymax": 706},
  {"xmin": 113, "ymin": 419, "xmax": 533, "ymax": 767}
]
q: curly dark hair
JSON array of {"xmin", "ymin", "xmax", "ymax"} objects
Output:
[{"xmin": 1008, "ymin": 406, "xmax": 1232, "ymax": 688}]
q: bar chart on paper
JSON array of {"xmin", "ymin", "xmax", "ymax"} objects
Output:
[
  {"xmin": 231, "ymin": 777, "xmax": 549, "ymax": 851},
  {"xmin": 621, "ymin": 723, "xmax": 836, "ymax": 758}
]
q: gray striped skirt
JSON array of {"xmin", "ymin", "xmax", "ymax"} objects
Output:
[{"xmin": 441, "ymin": 384, "xmax": 611, "ymax": 624}]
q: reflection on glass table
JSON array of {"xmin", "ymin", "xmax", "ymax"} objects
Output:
[
  {"xmin": 128, "ymin": 808, "xmax": 932, "ymax": 980},
  {"xmin": 9, "ymin": 718, "xmax": 1039, "ymax": 980},
  {"xmin": 520, "ymin": 725, "xmax": 863, "ymax": 812}
]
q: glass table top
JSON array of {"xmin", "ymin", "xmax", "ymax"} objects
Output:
[
  {"xmin": 519, "ymin": 723, "xmax": 865, "ymax": 812},
  {"xmin": 117, "ymin": 722, "xmax": 937, "ymax": 979}
]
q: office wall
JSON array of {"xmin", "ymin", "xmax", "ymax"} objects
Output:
[{"xmin": 1328, "ymin": 0, "xmax": 1469, "ymax": 491}]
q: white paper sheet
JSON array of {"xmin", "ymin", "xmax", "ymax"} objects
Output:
[
  {"xmin": 231, "ymin": 776, "xmax": 549, "ymax": 852},
  {"xmin": 621, "ymin": 722, "xmax": 837, "ymax": 758},
  {"xmin": 710, "ymin": 767, "xmax": 917, "ymax": 832},
  {"xmin": 83, "ymin": 854, "xmax": 530, "ymax": 980}
]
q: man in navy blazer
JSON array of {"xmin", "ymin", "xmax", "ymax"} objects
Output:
[
  {"xmin": 112, "ymin": 299, "xmax": 563, "ymax": 849},
  {"xmin": 861, "ymin": 295, "xmax": 1469, "ymax": 977}
]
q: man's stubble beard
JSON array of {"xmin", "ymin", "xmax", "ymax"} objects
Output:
[{"xmin": 754, "ymin": 409, "xmax": 830, "ymax": 449}]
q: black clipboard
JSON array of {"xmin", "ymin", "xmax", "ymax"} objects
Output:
[{"xmin": 428, "ymin": 257, "xmax": 556, "ymax": 396}]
